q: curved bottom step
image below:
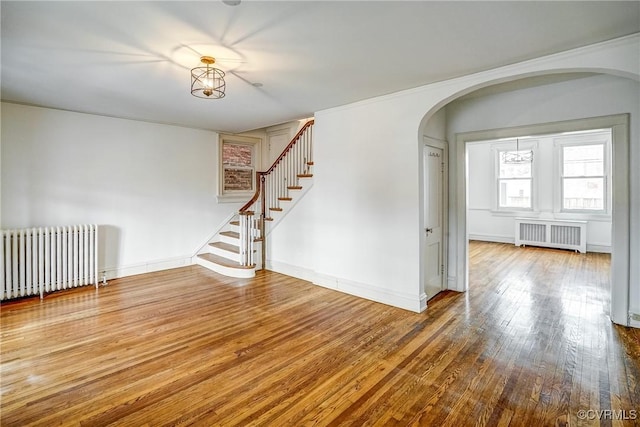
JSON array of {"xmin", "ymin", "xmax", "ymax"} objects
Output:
[{"xmin": 196, "ymin": 253, "xmax": 256, "ymax": 278}]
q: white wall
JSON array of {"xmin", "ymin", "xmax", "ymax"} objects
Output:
[
  {"xmin": 1, "ymin": 103, "xmax": 237, "ymax": 278},
  {"xmin": 423, "ymin": 108, "xmax": 447, "ymax": 141},
  {"xmin": 312, "ymin": 100, "xmax": 423, "ymax": 310},
  {"xmin": 266, "ymin": 182, "xmax": 317, "ymax": 282},
  {"xmin": 466, "ymin": 132, "xmax": 613, "ymax": 252},
  {"xmin": 267, "ymin": 35, "xmax": 638, "ymax": 323}
]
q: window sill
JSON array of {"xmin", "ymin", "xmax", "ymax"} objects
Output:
[
  {"xmin": 216, "ymin": 193, "xmax": 253, "ymax": 204},
  {"xmin": 553, "ymin": 212, "xmax": 612, "ymax": 222},
  {"xmin": 483, "ymin": 209, "xmax": 611, "ymax": 222},
  {"xmin": 489, "ymin": 209, "xmax": 537, "ymax": 217}
]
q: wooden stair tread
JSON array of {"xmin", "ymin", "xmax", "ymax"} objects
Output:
[
  {"xmin": 220, "ymin": 231, "xmax": 262, "ymax": 242},
  {"xmin": 209, "ymin": 241, "xmax": 240, "ymax": 254},
  {"xmin": 297, "ymin": 174, "xmax": 313, "ymax": 178},
  {"xmin": 220, "ymin": 230, "xmax": 239, "ymax": 238},
  {"xmin": 197, "ymin": 253, "xmax": 254, "ymax": 269},
  {"xmin": 278, "ymin": 197, "xmax": 292, "ymax": 201},
  {"xmin": 288, "ymin": 186, "xmax": 303, "ymax": 190},
  {"xmin": 264, "ymin": 217, "xmax": 274, "ymax": 221},
  {"xmin": 230, "ymin": 220, "xmax": 240, "ymax": 226},
  {"xmin": 269, "ymin": 207, "xmax": 283, "ymax": 212},
  {"xmin": 307, "ymin": 161, "xmax": 314, "ymax": 165}
]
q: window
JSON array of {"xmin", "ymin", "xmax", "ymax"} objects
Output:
[
  {"xmin": 559, "ymin": 140, "xmax": 608, "ymax": 213},
  {"xmin": 222, "ymin": 142, "xmax": 254, "ymax": 192},
  {"xmin": 217, "ymin": 134, "xmax": 261, "ymax": 203},
  {"xmin": 479, "ymin": 129, "xmax": 612, "ymax": 217},
  {"xmin": 497, "ymin": 147, "xmax": 533, "ymax": 210}
]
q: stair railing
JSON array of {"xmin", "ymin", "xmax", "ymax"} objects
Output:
[
  {"xmin": 238, "ymin": 211, "xmax": 255, "ymax": 267},
  {"xmin": 239, "ymin": 119, "xmax": 314, "ymax": 268}
]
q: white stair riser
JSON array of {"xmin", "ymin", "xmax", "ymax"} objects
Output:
[
  {"xmin": 209, "ymin": 245, "xmax": 241, "ymax": 263},
  {"xmin": 219, "ymin": 234, "xmax": 239, "ymax": 245},
  {"xmin": 207, "ymin": 245, "xmax": 260, "ymax": 265},
  {"xmin": 227, "ymin": 225, "xmax": 262, "ymax": 238},
  {"xmin": 219, "ymin": 234, "xmax": 261, "ymax": 246},
  {"xmin": 195, "ymin": 257, "xmax": 256, "ymax": 279}
]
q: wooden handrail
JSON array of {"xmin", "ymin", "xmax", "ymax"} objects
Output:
[
  {"xmin": 239, "ymin": 120, "xmax": 314, "ymax": 213},
  {"xmin": 237, "ymin": 119, "xmax": 314, "ymax": 269},
  {"xmin": 264, "ymin": 119, "xmax": 314, "ymax": 175},
  {"xmin": 239, "ymin": 171, "xmax": 264, "ymax": 213}
]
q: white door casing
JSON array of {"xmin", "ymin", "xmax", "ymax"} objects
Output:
[{"xmin": 455, "ymin": 114, "xmax": 630, "ymax": 325}]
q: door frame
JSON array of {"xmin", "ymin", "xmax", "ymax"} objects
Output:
[
  {"xmin": 265, "ymin": 125, "xmax": 292, "ymax": 167},
  {"xmin": 454, "ymin": 114, "xmax": 630, "ymax": 325},
  {"xmin": 420, "ymin": 136, "xmax": 449, "ymax": 310}
]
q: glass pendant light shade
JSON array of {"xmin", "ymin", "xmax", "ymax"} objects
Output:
[{"xmin": 503, "ymin": 138, "xmax": 533, "ymax": 164}]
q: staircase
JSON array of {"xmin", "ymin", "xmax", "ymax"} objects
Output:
[{"xmin": 196, "ymin": 120, "xmax": 314, "ymax": 278}]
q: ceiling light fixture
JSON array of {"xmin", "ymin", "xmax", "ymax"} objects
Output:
[
  {"xmin": 191, "ymin": 56, "xmax": 225, "ymax": 99},
  {"xmin": 503, "ymin": 138, "xmax": 533, "ymax": 164}
]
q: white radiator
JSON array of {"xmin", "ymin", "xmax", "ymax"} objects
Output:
[
  {"xmin": 515, "ymin": 218, "xmax": 587, "ymax": 253},
  {"xmin": 0, "ymin": 225, "xmax": 98, "ymax": 300}
]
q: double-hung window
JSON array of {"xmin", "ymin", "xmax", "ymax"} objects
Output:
[
  {"xmin": 485, "ymin": 130, "xmax": 610, "ymax": 216},
  {"xmin": 222, "ymin": 142, "xmax": 255, "ymax": 193},
  {"xmin": 557, "ymin": 132, "xmax": 610, "ymax": 214},
  {"xmin": 496, "ymin": 143, "xmax": 534, "ymax": 210},
  {"xmin": 217, "ymin": 134, "xmax": 261, "ymax": 203}
]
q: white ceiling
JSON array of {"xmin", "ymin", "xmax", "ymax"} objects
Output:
[{"xmin": 1, "ymin": 1, "xmax": 639, "ymax": 133}]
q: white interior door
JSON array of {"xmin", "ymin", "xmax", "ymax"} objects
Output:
[
  {"xmin": 267, "ymin": 129, "xmax": 292, "ymax": 166},
  {"xmin": 424, "ymin": 142, "xmax": 445, "ymax": 301}
]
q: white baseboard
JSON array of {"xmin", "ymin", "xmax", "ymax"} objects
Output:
[
  {"xmin": 470, "ymin": 234, "xmax": 612, "ymax": 254},
  {"xmin": 266, "ymin": 259, "xmax": 316, "ymax": 282},
  {"xmin": 447, "ymin": 276, "xmax": 460, "ymax": 292},
  {"xmin": 102, "ymin": 256, "xmax": 194, "ymax": 281},
  {"xmin": 270, "ymin": 259, "xmax": 459, "ymax": 313},
  {"xmin": 313, "ymin": 273, "xmax": 422, "ymax": 313},
  {"xmin": 268, "ymin": 259, "xmax": 423, "ymax": 312},
  {"xmin": 586, "ymin": 244, "xmax": 612, "ymax": 254},
  {"xmin": 468, "ymin": 233, "xmax": 514, "ymax": 244},
  {"xmin": 419, "ymin": 293, "xmax": 427, "ymax": 312},
  {"xmin": 629, "ymin": 311, "xmax": 640, "ymax": 328}
]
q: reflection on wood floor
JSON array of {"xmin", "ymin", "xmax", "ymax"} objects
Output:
[{"xmin": 1, "ymin": 241, "xmax": 638, "ymax": 426}]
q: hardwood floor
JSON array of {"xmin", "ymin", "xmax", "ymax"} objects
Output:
[{"xmin": 1, "ymin": 241, "xmax": 638, "ymax": 426}]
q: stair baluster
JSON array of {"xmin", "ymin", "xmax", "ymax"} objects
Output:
[
  {"xmin": 238, "ymin": 211, "xmax": 254, "ymax": 266},
  {"xmin": 237, "ymin": 119, "xmax": 315, "ymax": 271}
]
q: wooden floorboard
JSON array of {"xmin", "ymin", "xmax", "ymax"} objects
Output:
[{"xmin": 1, "ymin": 241, "xmax": 639, "ymax": 426}]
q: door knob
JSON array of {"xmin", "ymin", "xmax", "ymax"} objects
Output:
[{"xmin": 425, "ymin": 228, "xmax": 433, "ymax": 233}]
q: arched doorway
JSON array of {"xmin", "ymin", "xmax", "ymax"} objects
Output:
[{"xmin": 418, "ymin": 72, "xmax": 635, "ymax": 326}]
